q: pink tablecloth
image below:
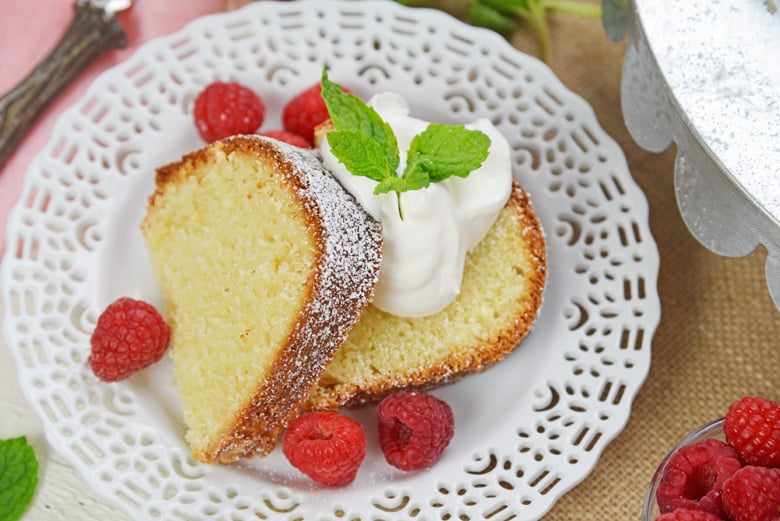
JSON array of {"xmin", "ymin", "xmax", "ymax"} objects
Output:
[{"xmin": 0, "ymin": 0, "xmax": 227, "ymax": 257}]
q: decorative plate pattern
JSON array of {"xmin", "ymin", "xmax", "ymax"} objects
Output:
[{"xmin": 1, "ymin": 1, "xmax": 660, "ymax": 519}]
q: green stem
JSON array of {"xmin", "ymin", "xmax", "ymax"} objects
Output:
[
  {"xmin": 542, "ymin": 0, "xmax": 602, "ymax": 18},
  {"xmin": 395, "ymin": 191, "xmax": 405, "ymax": 220},
  {"xmin": 525, "ymin": 3, "xmax": 551, "ymax": 63}
]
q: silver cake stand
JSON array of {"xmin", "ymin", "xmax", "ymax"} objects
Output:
[{"xmin": 620, "ymin": 0, "xmax": 780, "ymax": 311}]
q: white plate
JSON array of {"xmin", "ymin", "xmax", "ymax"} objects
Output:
[{"xmin": 1, "ymin": 1, "xmax": 660, "ymax": 519}]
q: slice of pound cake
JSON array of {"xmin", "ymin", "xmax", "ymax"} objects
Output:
[
  {"xmin": 141, "ymin": 136, "xmax": 382, "ymax": 463},
  {"xmin": 306, "ymin": 182, "xmax": 546, "ymax": 410}
]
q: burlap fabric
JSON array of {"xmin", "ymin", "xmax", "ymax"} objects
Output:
[{"xmin": 514, "ymin": 12, "xmax": 780, "ymax": 521}]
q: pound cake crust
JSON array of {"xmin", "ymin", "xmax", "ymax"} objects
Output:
[
  {"xmin": 306, "ymin": 182, "xmax": 546, "ymax": 410},
  {"xmin": 142, "ymin": 136, "xmax": 382, "ymax": 463}
]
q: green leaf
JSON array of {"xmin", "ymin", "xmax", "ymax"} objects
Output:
[
  {"xmin": 400, "ymin": 157, "xmax": 434, "ymax": 191},
  {"xmin": 320, "ymin": 68, "xmax": 399, "ymax": 172},
  {"xmin": 601, "ymin": 0, "xmax": 629, "ymax": 41},
  {"xmin": 405, "ymin": 124, "xmax": 491, "ymax": 183},
  {"xmin": 374, "ymin": 175, "xmax": 412, "ymax": 195},
  {"xmin": 479, "ymin": 0, "xmax": 533, "ymax": 15},
  {"xmin": 468, "ymin": 3, "xmax": 518, "ymax": 34},
  {"xmin": 0, "ymin": 437, "xmax": 39, "ymax": 521},
  {"xmin": 327, "ymin": 129, "xmax": 395, "ymax": 184},
  {"xmin": 319, "ymin": 69, "xmax": 493, "ymax": 219}
]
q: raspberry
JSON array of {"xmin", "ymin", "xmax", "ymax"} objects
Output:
[
  {"xmin": 282, "ymin": 83, "xmax": 348, "ymax": 144},
  {"xmin": 282, "ymin": 411, "xmax": 365, "ymax": 486},
  {"xmin": 377, "ymin": 391, "xmax": 454, "ymax": 471},
  {"xmin": 656, "ymin": 438, "xmax": 741, "ymax": 517},
  {"xmin": 258, "ymin": 130, "xmax": 312, "ymax": 148},
  {"xmin": 193, "ymin": 82, "xmax": 265, "ymax": 142},
  {"xmin": 722, "ymin": 466, "xmax": 780, "ymax": 521},
  {"xmin": 654, "ymin": 509, "xmax": 726, "ymax": 521},
  {"xmin": 724, "ymin": 396, "xmax": 780, "ymax": 467},
  {"xmin": 88, "ymin": 297, "xmax": 171, "ymax": 382}
]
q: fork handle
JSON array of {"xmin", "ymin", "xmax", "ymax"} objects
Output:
[{"xmin": 0, "ymin": 1, "xmax": 127, "ymax": 169}]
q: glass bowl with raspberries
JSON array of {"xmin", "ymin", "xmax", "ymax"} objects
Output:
[{"xmin": 643, "ymin": 396, "xmax": 780, "ymax": 521}]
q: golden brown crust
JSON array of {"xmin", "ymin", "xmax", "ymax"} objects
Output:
[
  {"xmin": 149, "ymin": 137, "xmax": 302, "ymax": 213},
  {"xmin": 305, "ymin": 182, "xmax": 547, "ymax": 410},
  {"xmin": 143, "ymin": 136, "xmax": 382, "ymax": 463},
  {"xmin": 313, "ymin": 119, "xmax": 334, "ymax": 148}
]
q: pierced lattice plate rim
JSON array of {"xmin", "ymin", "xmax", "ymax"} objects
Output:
[{"xmin": 1, "ymin": 1, "xmax": 660, "ymax": 520}]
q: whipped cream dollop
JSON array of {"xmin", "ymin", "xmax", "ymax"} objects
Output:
[{"xmin": 319, "ymin": 92, "xmax": 513, "ymax": 317}]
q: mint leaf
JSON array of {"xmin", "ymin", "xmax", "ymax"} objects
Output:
[
  {"xmin": 406, "ymin": 123, "xmax": 491, "ymax": 183},
  {"xmin": 327, "ymin": 129, "xmax": 395, "ymax": 185},
  {"xmin": 374, "ymin": 175, "xmax": 412, "ymax": 195},
  {"xmin": 321, "ymin": 69, "xmax": 399, "ymax": 172},
  {"xmin": 319, "ymin": 68, "xmax": 492, "ymax": 219},
  {"xmin": 0, "ymin": 437, "xmax": 39, "ymax": 521},
  {"xmin": 399, "ymin": 159, "xmax": 433, "ymax": 191},
  {"xmin": 467, "ymin": 3, "xmax": 517, "ymax": 34}
]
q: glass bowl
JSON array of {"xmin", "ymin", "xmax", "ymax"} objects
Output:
[{"xmin": 642, "ymin": 417, "xmax": 726, "ymax": 521}]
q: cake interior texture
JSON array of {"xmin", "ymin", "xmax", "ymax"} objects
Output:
[
  {"xmin": 308, "ymin": 184, "xmax": 546, "ymax": 409},
  {"xmin": 143, "ymin": 144, "xmax": 321, "ymax": 460}
]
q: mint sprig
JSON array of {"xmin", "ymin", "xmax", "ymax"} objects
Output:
[
  {"xmin": 320, "ymin": 69, "xmax": 491, "ymax": 218},
  {"xmin": 395, "ymin": 0, "xmax": 602, "ymax": 63},
  {"xmin": 0, "ymin": 437, "xmax": 39, "ymax": 521}
]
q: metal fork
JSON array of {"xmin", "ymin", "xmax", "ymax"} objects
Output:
[{"xmin": 0, "ymin": 0, "xmax": 132, "ymax": 169}]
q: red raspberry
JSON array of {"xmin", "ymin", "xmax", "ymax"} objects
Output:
[
  {"xmin": 722, "ymin": 466, "xmax": 780, "ymax": 521},
  {"xmin": 656, "ymin": 438, "xmax": 741, "ymax": 517},
  {"xmin": 654, "ymin": 509, "xmax": 726, "ymax": 521},
  {"xmin": 377, "ymin": 391, "xmax": 454, "ymax": 471},
  {"xmin": 282, "ymin": 83, "xmax": 348, "ymax": 144},
  {"xmin": 282, "ymin": 411, "xmax": 366, "ymax": 486},
  {"xmin": 724, "ymin": 396, "xmax": 780, "ymax": 467},
  {"xmin": 193, "ymin": 82, "xmax": 265, "ymax": 142},
  {"xmin": 88, "ymin": 298, "xmax": 171, "ymax": 382},
  {"xmin": 258, "ymin": 130, "xmax": 312, "ymax": 148}
]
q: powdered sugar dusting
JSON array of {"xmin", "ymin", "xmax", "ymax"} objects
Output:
[
  {"xmin": 265, "ymin": 137, "xmax": 383, "ymax": 346},
  {"xmin": 220, "ymin": 136, "xmax": 384, "ymax": 453}
]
